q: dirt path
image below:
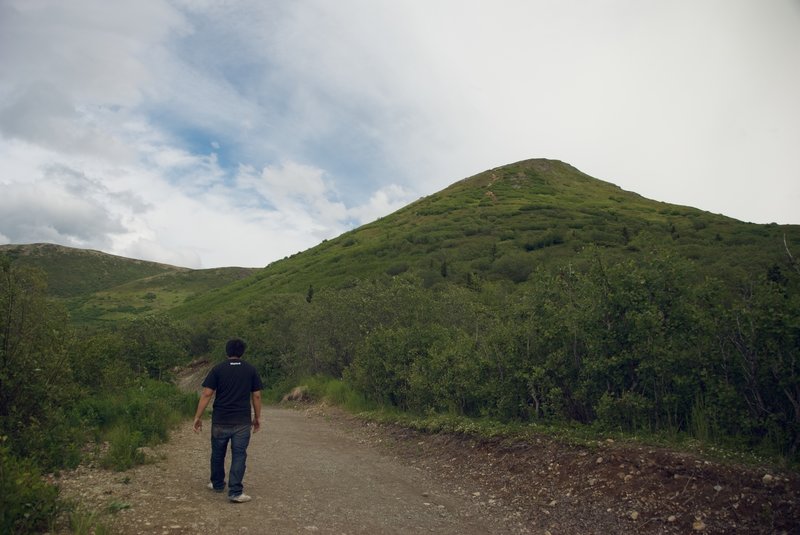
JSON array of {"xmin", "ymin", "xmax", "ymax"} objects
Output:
[
  {"xmin": 56, "ymin": 401, "xmax": 800, "ymax": 534},
  {"xmin": 57, "ymin": 406, "xmax": 523, "ymax": 534}
]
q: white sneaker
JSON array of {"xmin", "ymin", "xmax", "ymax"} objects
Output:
[
  {"xmin": 229, "ymin": 493, "xmax": 252, "ymax": 503},
  {"xmin": 207, "ymin": 482, "xmax": 224, "ymax": 492}
]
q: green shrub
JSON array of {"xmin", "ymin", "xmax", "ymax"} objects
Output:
[
  {"xmin": 322, "ymin": 378, "xmax": 373, "ymax": 412},
  {"xmin": 596, "ymin": 391, "xmax": 653, "ymax": 432},
  {"xmin": 71, "ymin": 380, "xmax": 196, "ymax": 470},
  {"xmin": 13, "ymin": 414, "xmax": 83, "ymax": 470},
  {"xmin": 385, "ymin": 263, "xmax": 409, "ymax": 276},
  {"xmin": 690, "ymin": 393, "xmax": 713, "ymax": 443},
  {"xmin": 492, "ymin": 252, "xmax": 534, "ymax": 283},
  {"xmin": 77, "ymin": 382, "xmax": 191, "ymax": 430},
  {"xmin": 102, "ymin": 425, "xmax": 145, "ymax": 471},
  {"xmin": 262, "ymin": 375, "xmax": 300, "ymax": 404},
  {"xmin": 69, "ymin": 508, "xmax": 112, "ymax": 535},
  {"xmin": 0, "ymin": 442, "xmax": 60, "ymax": 534},
  {"xmin": 522, "ymin": 232, "xmax": 565, "ymax": 251}
]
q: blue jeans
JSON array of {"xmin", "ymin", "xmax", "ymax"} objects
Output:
[{"xmin": 210, "ymin": 423, "xmax": 251, "ymax": 498}]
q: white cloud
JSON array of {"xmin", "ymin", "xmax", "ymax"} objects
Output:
[
  {"xmin": 0, "ymin": 0, "xmax": 187, "ymax": 159},
  {"xmin": 237, "ymin": 161, "xmax": 349, "ymax": 237},
  {"xmin": 0, "ymin": 0, "xmax": 185, "ymax": 103},
  {"xmin": 348, "ymin": 184, "xmax": 413, "ymax": 226},
  {"xmin": 258, "ymin": 161, "xmax": 330, "ymax": 202},
  {"xmin": 0, "ymin": 178, "xmax": 124, "ymax": 247},
  {"xmin": 121, "ymin": 238, "xmax": 200, "ymax": 269},
  {"xmin": 116, "ymin": 174, "xmax": 334, "ymax": 268},
  {"xmin": 148, "ymin": 146, "xmax": 203, "ymax": 170}
]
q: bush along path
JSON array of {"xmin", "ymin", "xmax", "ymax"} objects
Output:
[{"xmin": 55, "ymin": 405, "xmax": 799, "ymax": 534}]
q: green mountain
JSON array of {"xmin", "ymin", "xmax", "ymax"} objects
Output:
[
  {"xmin": 0, "ymin": 243, "xmax": 184, "ymax": 297},
  {"xmin": 4, "ymin": 159, "xmax": 797, "ymax": 323},
  {"xmin": 171, "ymin": 158, "xmax": 799, "ymax": 318},
  {"xmin": 0, "ymin": 243, "xmax": 257, "ymax": 324}
]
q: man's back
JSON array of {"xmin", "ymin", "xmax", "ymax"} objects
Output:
[{"xmin": 203, "ymin": 358, "xmax": 262, "ymax": 425}]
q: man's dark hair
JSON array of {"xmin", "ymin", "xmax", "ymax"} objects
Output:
[{"xmin": 225, "ymin": 338, "xmax": 247, "ymax": 357}]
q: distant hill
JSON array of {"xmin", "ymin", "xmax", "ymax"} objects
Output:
[
  {"xmin": 0, "ymin": 243, "xmax": 257, "ymax": 324},
  {"xmin": 170, "ymin": 158, "xmax": 799, "ymax": 318},
  {"xmin": 0, "ymin": 243, "xmax": 185, "ymax": 297}
]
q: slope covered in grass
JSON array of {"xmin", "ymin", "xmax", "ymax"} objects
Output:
[
  {"xmin": 0, "ymin": 243, "xmax": 257, "ymax": 325},
  {"xmin": 172, "ymin": 159, "xmax": 799, "ymax": 319}
]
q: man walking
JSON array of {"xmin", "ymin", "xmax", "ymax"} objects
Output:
[{"xmin": 193, "ymin": 338, "xmax": 264, "ymax": 503}]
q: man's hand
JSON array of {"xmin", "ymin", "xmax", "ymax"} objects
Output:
[
  {"xmin": 193, "ymin": 387, "xmax": 214, "ymax": 434},
  {"xmin": 251, "ymin": 390, "xmax": 262, "ymax": 433}
]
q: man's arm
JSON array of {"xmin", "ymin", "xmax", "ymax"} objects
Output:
[
  {"xmin": 193, "ymin": 387, "xmax": 215, "ymax": 433},
  {"xmin": 251, "ymin": 390, "xmax": 262, "ymax": 432}
]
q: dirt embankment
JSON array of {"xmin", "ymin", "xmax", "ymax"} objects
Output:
[{"xmin": 55, "ymin": 402, "xmax": 799, "ymax": 534}]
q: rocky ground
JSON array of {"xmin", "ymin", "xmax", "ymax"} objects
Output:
[
  {"xmin": 350, "ymin": 412, "xmax": 800, "ymax": 533},
  {"xmin": 52, "ymin": 402, "xmax": 798, "ymax": 534}
]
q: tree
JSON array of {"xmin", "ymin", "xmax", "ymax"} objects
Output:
[
  {"xmin": 118, "ymin": 315, "xmax": 188, "ymax": 380},
  {"xmin": 347, "ymin": 326, "xmax": 430, "ymax": 409},
  {"xmin": 723, "ymin": 274, "xmax": 800, "ymax": 454},
  {"xmin": 580, "ymin": 252, "xmax": 705, "ymax": 431},
  {"xmin": 0, "ymin": 259, "xmax": 78, "ymax": 466},
  {"xmin": 409, "ymin": 328, "xmax": 485, "ymax": 415}
]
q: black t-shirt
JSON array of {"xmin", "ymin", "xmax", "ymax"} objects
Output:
[{"xmin": 202, "ymin": 358, "xmax": 264, "ymax": 425}]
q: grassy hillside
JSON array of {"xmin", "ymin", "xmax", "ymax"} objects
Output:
[
  {"xmin": 171, "ymin": 159, "xmax": 799, "ymax": 318},
  {"xmin": 67, "ymin": 266, "xmax": 257, "ymax": 325},
  {"xmin": 0, "ymin": 243, "xmax": 257, "ymax": 325},
  {"xmin": 0, "ymin": 243, "xmax": 184, "ymax": 297},
  {"xmin": 5, "ymin": 160, "xmax": 796, "ymax": 324}
]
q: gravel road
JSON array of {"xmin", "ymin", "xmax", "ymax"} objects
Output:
[
  {"xmin": 56, "ymin": 403, "xmax": 800, "ymax": 534},
  {"xmin": 58, "ymin": 406, "xmax": 521, "ymax": 534}
]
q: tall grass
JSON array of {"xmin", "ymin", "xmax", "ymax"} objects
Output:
[
  {"xmin": 690, "ymin": 393, "xmax": 713, "ymax": 444},
  {"xmin": 71, "ymin": 379, "xmax": 197, "ymax": 471},
  {"xmin": 101, "ymin": 426, "xmax": 146, "ymax": 471},
  {"xmin": 68, "ymin": 507, "xmax": 112, "ymax": 535}
]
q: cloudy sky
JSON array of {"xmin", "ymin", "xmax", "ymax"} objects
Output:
[{"xmin": 1, "ymin": 1, "xmax": 798, "ymax": 268}]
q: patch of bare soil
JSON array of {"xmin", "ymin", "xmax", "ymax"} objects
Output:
[
  {"xmin": 342, "ymin": 411, "xmax": 800, "ymax": 534},
  {"xmin": 53, "ymin": 403, "xmax": 799, "ymax": 534}
]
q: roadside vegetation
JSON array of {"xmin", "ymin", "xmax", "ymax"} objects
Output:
[
  {"xmin": 249, "ymin": 244, "xmax": 799, "ymax": 468},
  {"xmin": 0, "ymin": 260, "xmax": 196, "ymax": 533},
  {"xmin": 271, "ymin": 375, "xmax": 783, "ymax": 470}
]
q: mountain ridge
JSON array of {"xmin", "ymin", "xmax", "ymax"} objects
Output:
[
  {"xmin": 167, "ymin": 158, "xmax": 797, "ymax": 318},
  {"xmin": 0, "ymin": 242, "xmax": 258, "ymax": 324},
  {"xmin": 2, "ymin": 159, "xmax": 797, "ymax": 323}
]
